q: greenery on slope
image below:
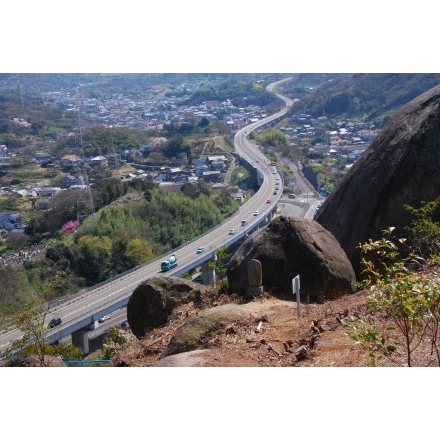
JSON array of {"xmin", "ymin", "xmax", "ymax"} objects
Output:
[
  {"xmin": 0, "ymin": 179, "xmax": 238, "ymax": 314},
  {"xmin": 284, "ymin": 73, "xmax": 440, "ymax": 126}
]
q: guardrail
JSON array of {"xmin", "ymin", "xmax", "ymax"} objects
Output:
[{"xmin": 64, "ymin": 360, "xmax": 111, "ymax": 367}]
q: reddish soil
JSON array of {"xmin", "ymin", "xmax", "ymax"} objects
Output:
[{"xmin": 109, "ymin": 282, "xmax": 440, "ymax": 367}]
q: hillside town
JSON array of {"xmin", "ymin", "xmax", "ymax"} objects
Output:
[
  {"xmin": 0, "ymin": 78, "xmax": 382, "ymax": 250},
  {"xmin": 1, "ymin": 84, "xmax": 380, "ymax": 194}
]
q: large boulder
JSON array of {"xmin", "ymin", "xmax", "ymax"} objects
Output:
[
  {"xmin": 154, "ymin": 349, "xmax": 211, "ymax": 367},
  {"xmin": 160, "ymin": 303, "xmax": 260, "ymax": 359},
  {"xmin": 314, "ymin": 84, "xmax": 440, "ymax": 277},
  {"xmin": 227, "ymin": 216, "xmax": 356, "ymax": 300},
  {"xmin": 127, "ymin": 277, "xmax": 214, "ymax": 339}
]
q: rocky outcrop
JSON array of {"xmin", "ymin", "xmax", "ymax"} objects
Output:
[
  {"xmin": 227, "ymin": 216, "xmax": 356, "ymax": 300},
  {"xmin": 127, "ymin": 277, "xmax": 214, "ymax": 339},
  {"xmin": 154, "ymin": 349, "xmax": 211, "ymax": 367},
  {"xmin": 159, "ymin": 303, "xmax": 260, "ymax": 359},
  {"xmin": 314, "ymin": 84, "xmax": 440, "ymax": 277}
]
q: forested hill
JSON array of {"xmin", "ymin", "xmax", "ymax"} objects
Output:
[
  {"xmin": 284, "ymin": 73, "xmax": 440, "ymax": 125},
  {"xmin": 0, "ymin": 73, "xmax": 280, "ymax": 97}
]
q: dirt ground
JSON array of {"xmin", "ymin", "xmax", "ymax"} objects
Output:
[{"xmin": 109, "ymin": 280, "xmax": 440, "ymax": 367}]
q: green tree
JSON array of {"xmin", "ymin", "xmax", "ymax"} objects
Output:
[
  {"xmin": 124, "ymin": 237, "xmax": 154, "ymax": 266},
  {"xmin": 0, "ymin": 272, "xmax": 64, "ymax": 366},
  {"xmin": 73, "ymin": 235, "xmax": 113, "ymax": 283},
  {"xmin": 198, "ymin": 117, "xmax": 209, "ymax": 127},
  {"xmin": 101, "ymin": 325, "xmax": 127, "ymax": 360},
  {"xmin": 404, "ymin": 196, "xmax": 440, "ymax": 260},
  {"xmin": 345, "ymin": 227, "xmax": 440, "ymax": 367},
  {"xmin": 208, "ymin": 246, "xmax": 230, "ymax": 290}
]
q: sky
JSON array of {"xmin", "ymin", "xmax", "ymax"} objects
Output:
[
  {"xmin": 2, "ymin": 1, "xmax": 440, "ymax": 73},
  {"xmin": 1, "ymin": 1, "xmax": 439, "ymax": 437}
]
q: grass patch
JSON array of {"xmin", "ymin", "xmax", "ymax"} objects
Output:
[{"xmin": 231, "ymin": 166, "xmax": 251, "ymax": 185}]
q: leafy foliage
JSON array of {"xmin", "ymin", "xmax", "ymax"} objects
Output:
[
  {"xmin": 208, "ymin": 246, "xmax": 230, "ymax": 291},
  {"xmin": 0, "ymin": 272, "xmax": 65, "ymax": 366},
  {"xmin": 288, "ymin": 73, "xmax": 440, "ymax": 125},
  {"xmin": 345, "ymin": 227, "xmax": 440, "ymax": 366},
  {"xmin": 101, "ymin": 325, "xmax": 128, "ymax": 360},
  {"xmin": 40, "ymin": 185, "xmax": 237, "ymax": 285},
  {"xmin": 404, "ymin": 196, "xmax": 440, "ymax": 260},
  {"xmin": 256, "ymin": 128, "xmax": 289, "ymax": 147}
]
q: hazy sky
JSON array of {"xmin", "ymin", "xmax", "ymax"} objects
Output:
[{"xmin": 3, "ymin": 1, "xmax": 438, "ymax": 73}]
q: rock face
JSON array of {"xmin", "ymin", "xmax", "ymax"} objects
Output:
[
  {"xmin": 154, "ymin": 349, "xmax": 211, "ymax": 367},
  {"xmin": 160, "ymin": 303, "xmax": 259, "ymax": 359},
  {"xmin": 314, "ymin": 84, "xmax": 440, "ymax": 277},
  {"xmin": 227, "ymin": 216, "xmax": 356, "ymax": 300},
  {"xmin": 127, "ymin": 277, "xmax": 213, "ymax": 339}
]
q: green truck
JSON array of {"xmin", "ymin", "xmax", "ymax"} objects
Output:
[{"xmin": 160, "ymin": 254, "xmax": 177, "ymax": 272}]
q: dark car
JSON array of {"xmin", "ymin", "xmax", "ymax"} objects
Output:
[{"xmin": 49, "ymin": 317, "xmax": 62, "ymax": 328}]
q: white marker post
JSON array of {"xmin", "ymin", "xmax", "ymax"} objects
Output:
[{"xmin": 292, "ymin": 275, "xmax": 301, "ymax": 317}]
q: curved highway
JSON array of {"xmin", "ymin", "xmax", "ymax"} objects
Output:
[{"xmin": 0, "ymin": 77, "xmax": 295, "ymax": 355}]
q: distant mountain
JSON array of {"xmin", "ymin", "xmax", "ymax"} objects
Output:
[
  {"xmin": 0, "ymin": 73, "xmax": 282, "ymax": 97},
  {"xmin": 0, "ymin": 73, "xmax": 102, "ymax": 95},
  {"xmin": 286, "ymin": 73, "xmax": 440, "ymax": 125}
]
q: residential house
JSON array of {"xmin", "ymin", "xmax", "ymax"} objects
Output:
[
  {"xmin": 34, "ymin": 152, "xmax": 53, "ymax": 165},
  {"xmin": 202, "ymin": 170, "xmax": 221, "ymax": 182},
  {"xmin": 59, "ymin": 154, "xmax": 81, "ymax": 170},
  {"xmin": 61, "ymin": 175, "xmax": 82, "ymax": 188},
  {"xmin": 90, "ymin": 156, "xmax": 108, "ymax": 167},
  {"xmin": 0, "ymin": 212, "xmax": 23, "ymax": 230}
]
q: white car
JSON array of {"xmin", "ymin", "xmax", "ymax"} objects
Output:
[
  {"xmin": 98, "ymin": 315, "xmax": 111, "ymax": 323},
  {"xmin": 229, "ymin": 228, "xmax": 235, "ymax": 235},
  {"xmin": 253, "ymin": 210, "xmax": 259, "ymax": 216}
]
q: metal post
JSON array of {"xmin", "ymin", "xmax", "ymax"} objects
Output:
[{"xmin": 292, "ymin": 275, "xmax": 301, "ymax": 317}]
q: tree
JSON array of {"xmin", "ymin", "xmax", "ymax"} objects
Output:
[
  {"xmin": 101, "ymin": 325, "xmax": 128, "ymax": 360},
  {"xmin": 404, "ymin": 196, "xmax": 440, "ymax": 260},
  {"xmin": 208, "ymin": 246, "xmax": 230, "ymax": 290},
  {"xmin": 73, "ymin": 235, "xmax": 113, "ymax": 283},
  {"xmin": 124, "ymin": 237, "xmax": 154, "ymax": 266},
  {"xmin": 0, "ymin": 272, "xmax": 64, "ymax": 366},
  {"xmin": 198, "ymin": 117, "xmax": 209, "ymax": 128},
  {"xmin": 345, "ymin": 227, "xmax": 440, "ymax": 367}
]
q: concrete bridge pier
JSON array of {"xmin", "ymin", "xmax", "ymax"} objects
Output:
[
  {"xmin": 70, "ymin": 320, "xmax": 99, "ymax": 354},
  {"xmin": 201, "ymin": 253, "xmax": 217, "ymax": 285},
  {"xmin": 71, "ymin": 330, "xmax": 90, "ymax": 354}
]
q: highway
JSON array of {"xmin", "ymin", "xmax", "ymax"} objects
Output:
[{"xmin": 0, "ymin": 77, "xmax": 298, "ymax": 355}]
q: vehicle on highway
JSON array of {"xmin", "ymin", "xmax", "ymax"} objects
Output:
[
  {"xmin": 241, "ymin": 219, "xmax": 248, "ymax": 226},
  {"xmin": 273, "ymin": 191, "xmax": 278, "ymax": 195},
  {"xmin": 49, "ymin": 317, "xmax": 62, "ymax": 328},
  {"xmin": 266, "ymin": 199, "xmax": 271, "ymax": 204},
  {"xmin": 229, "ymin": 228, "xmax": 235, "ymax": 235},
  {"xmin": 160, "ymin": 254, "xmax": 177, "ymax": 272},
  {"xmin": 196, "ymin": 247, "xmax": 205, "ymax": 254},
  {"xmin": 98, "ymin": 315, "xmax": 111, "ymax": 323},
  {"xmin": 254, "ymin": 210, "xmax": 259, "ymax": 216}
]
